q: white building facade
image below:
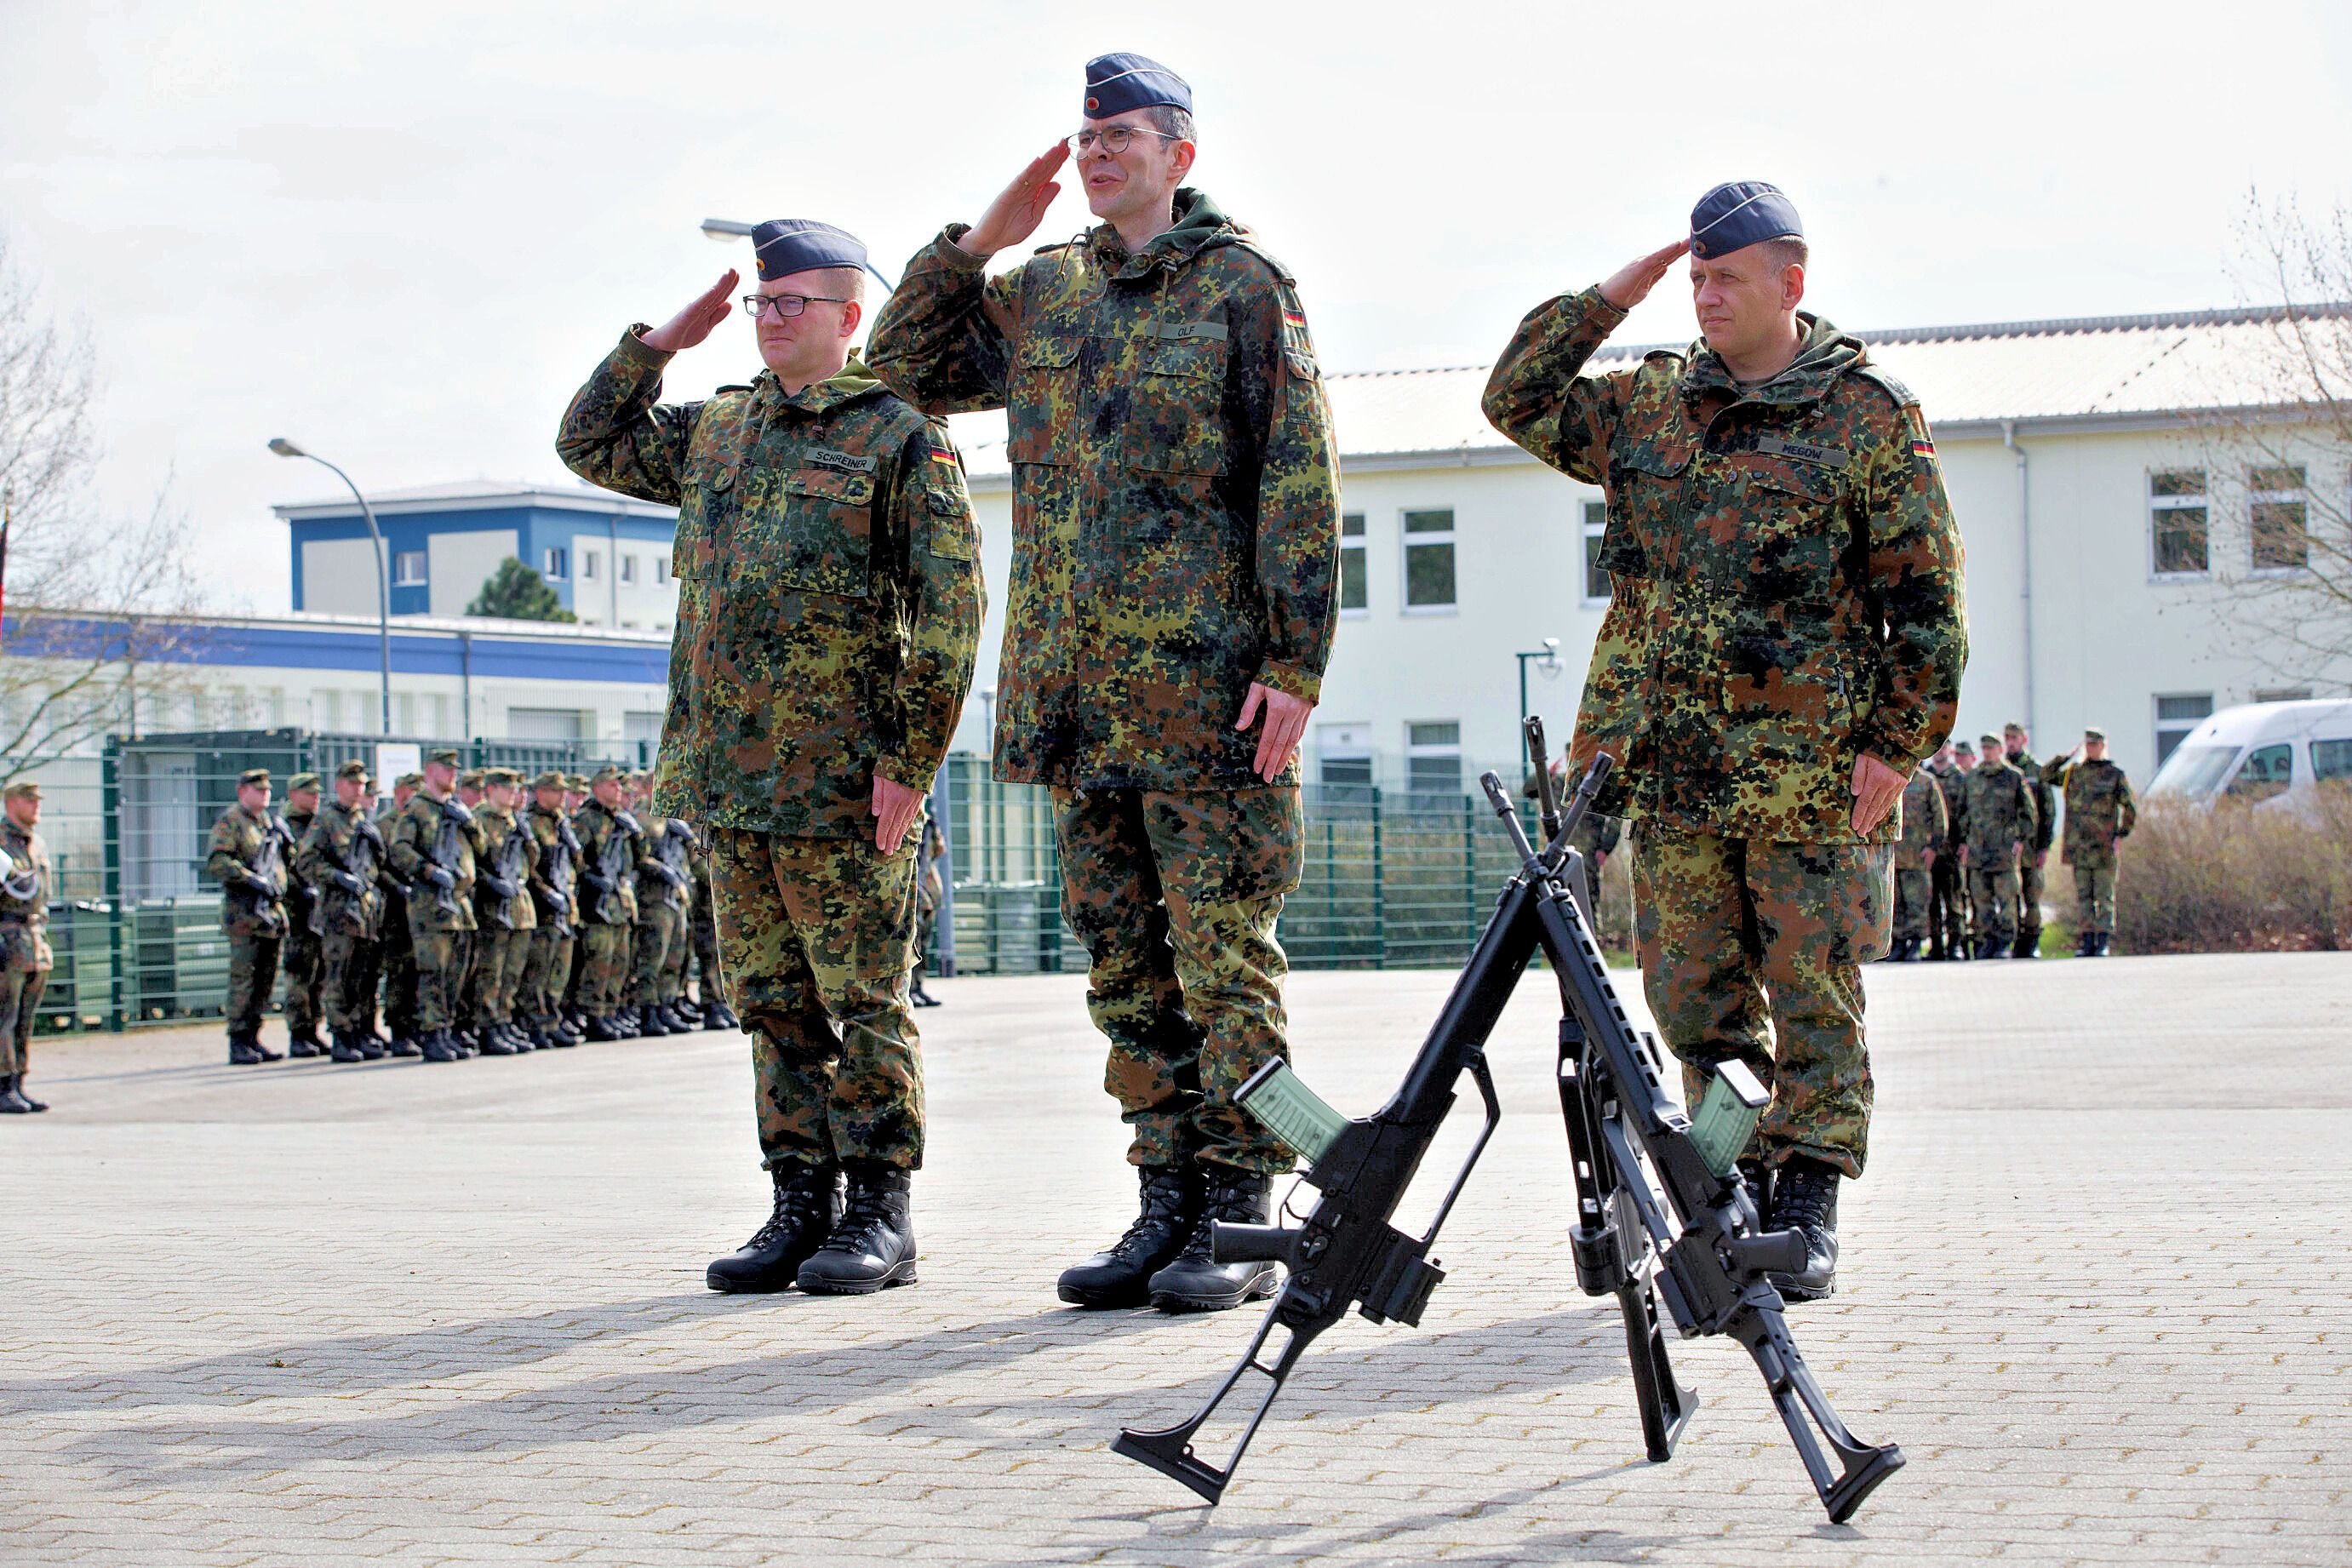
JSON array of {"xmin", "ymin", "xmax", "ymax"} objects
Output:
[{"xmin": 950, "ymin": 304, "xmax": 2352, "ymax": 793}]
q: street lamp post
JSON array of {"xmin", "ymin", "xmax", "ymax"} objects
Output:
[
  {"xmin": 270, "ymin": 438, "xmax": 392, "ymax": 735},
  {"xmin": 1516, "ymin": 638, "xmax": 1564, "ymax": 739}
]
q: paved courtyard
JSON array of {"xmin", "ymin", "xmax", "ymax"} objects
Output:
[{"xmin": 3, "ymin": 951, "xmax": 2347, "ymax": 1566}]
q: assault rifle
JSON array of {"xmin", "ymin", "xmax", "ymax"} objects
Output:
[
  {"xmin": 580, "ymin": 809, "xmax": 640, "ymax": 925},
  {"xmin": 417, "ymin": 797, "xmax": 472, "ymax": 918},
  {"xmin": 481, "ymin": 816, "xmax": 530, "ymax": 930},
  {"xmin": 1113, "ymin": 719, "xmax": 1903, "ymax": 1522},
  {"xmin": 650, "ymin": 818, "xmax": 695, "ymax": 907},
  {"xmin": 316, "ymin": 812, "xmax": 385, "ymax": 937},
  {"xmin": 272, "ymin": 815, "xmax": 312, "ymax": 936},
  {"xmin": 231, "ymin": 815, "xmax": 290, "ymax": 933},
  {"xmin": 535, "ymin": 814, "xmax": 581, "ymax": 937}
]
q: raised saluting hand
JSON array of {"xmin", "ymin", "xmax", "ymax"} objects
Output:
[
  {"xmin": 956, "ymin": 143, "xmax": 1072, "ymax": 260},
  {"xmin": 640, "ymin": 269, "xmax": 741, "ymax": 355},
  {"xmin": 1597, "ymin": 238, "xmax": 1691, "ymax": 311}
]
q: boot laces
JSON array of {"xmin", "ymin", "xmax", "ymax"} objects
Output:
[
  {"xmin": 748, "ymin": 1173, "xmax": 833, "ymax": 1247},
  {"xmin": 1176, "ymin": 1176, "xmax": 1265, "ymax": 1261},
  {"xmin": 1775, "ymin": 1167, "xmax": 1836, "ymax": 1234},
  {"xmin": 1109, "ymin": 1175, "xmax": 1190, "ymax": 1258},
  {"xmin": 826, "ymin": 1182, "xmax": 903, "ymax": 1254}
]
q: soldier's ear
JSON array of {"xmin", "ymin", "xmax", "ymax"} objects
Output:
[{"xmin": 839, "ymin": 298, "xmax": 863, "ymax": 343}]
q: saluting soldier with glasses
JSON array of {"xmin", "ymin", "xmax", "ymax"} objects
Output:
[{"xmin": 559, "ymin": 216, "xmax": 983, "ymax": 1297}]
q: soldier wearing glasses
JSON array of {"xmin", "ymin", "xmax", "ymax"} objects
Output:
[
  {"xmin": 559, "ymin": 219, "xmax": 983, "ymax": 1298},
  {"xmin": 870, "ymin": 54, "xmax": 1342, "ymax": 1314}
]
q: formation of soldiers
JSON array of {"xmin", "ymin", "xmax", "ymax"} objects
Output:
[
  {"xmin": 203, "ymin": 756, "xmax": 739, "ymax": 1067},
  {"xmin": 1891, "ymin": 723, "xmax": 2138, "ymax": 960}
]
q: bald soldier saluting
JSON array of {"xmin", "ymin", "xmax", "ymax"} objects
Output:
[
  {"xmin": 560, "ymin": 219, "xmax": 983, "ymax": 1297},
  {"xmin": 1483, "ymin": 183, "xmax": 1967, "ymax": 1302}
]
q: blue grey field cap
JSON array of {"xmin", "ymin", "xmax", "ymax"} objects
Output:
[
  {"xmin": 1083, "ymin": 53, "xmax": 1191, "ymax": 118},
  {"xmin": 1689, "ymin": 180, "xmax": 1803, "ymax": 260},
  {"xmin": 752, "ymin": 219, "xmax": 867, "ymax": 283}
]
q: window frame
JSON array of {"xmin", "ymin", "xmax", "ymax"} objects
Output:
[
  {"xmin": 620, "ymin": 552, "xmax": 639, "ymax": 587},
  {"xmin": 391, "ymin": 550, "xmax": 427, "ymax": 587},
  {"xmin": 1404, "ymin": 719, "xmax": 1464, "ymax": 799},
  {"xmin": 2154, "ymin": 691, "xmax": 2214, "ymax": 768},
  {"xmin": 2147, "ymin": 468, "xmax": 2210, "ymax": 580},
  {"xmin": 1339, "ymin": 512, "xmax": 1368, "ymax": 617},
  {"xmin": 542, "ymin": 546, "xmax": 569, "ymax": 581},
  {"xmin": 1399, "ymin": 506, "xmax": 1458, "ymax": 615},
  {"xmin": 2247, "ymin": 464, "xmax": 2310, "ymax": 575},
  {"xmin": 1580, "ymin": 498, "xmax": 1612, "ymax": 605},
  {"xmin": 580, "ymin": 549, "xmax": 600, "ymax": 581}
]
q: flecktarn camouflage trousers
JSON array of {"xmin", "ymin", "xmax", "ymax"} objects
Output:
[
  {"xmin": 1634, "ymin": 828, "xmax": 1891, "ymax": 1179},
  {"xmin": 708, "ymin": 828, "xmax": 923, "ymax": 1170},
  {"xmin": 1052, "ymin": 785, "xmax": 1302, "ymax": 1176}
]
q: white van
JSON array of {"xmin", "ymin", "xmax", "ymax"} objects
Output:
[{"xmin": 2144, "ymin": 699, "xmax": 2352, "ymax": 811}]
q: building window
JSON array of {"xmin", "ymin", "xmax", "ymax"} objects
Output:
[
  {"xmin": 581, "ymin": 550, "xmax": 600, "ymax": 581},
  {"xmin": 1405, "ymin": 720, "xmax": 1462, "ymax": 799},
  {"xmin": 317, "ymin": 690, "xmax": 342, "ymax": 730},
  {"xmin": 621, "ymin": 553, "xmax": 639, "ymax": 586},
  {"xmin": 1581, "ymin": 500, "xmax": 1611, "ymax": 602},
  {"xmin": 2249, "ymin": 466, "xmax": 2309, "ymax": 570},
  {"xmin": 2253, "ymin": 687, "xmax": 2313, "ymax": 704},
  {"xmin": 543, "ymin": 547, "xmax": 569, "ymax": 581},
  {"xmin": 1339, "ymin": 513, "xmax": 1367, "ymax": 613},
  {"xmin": 2155, "ymin": 693, "xmax": 2213, "ymax": 766},
  {"xmin": 392, "ymin": 551, "xmax": 427, "ymax": 587},
  {"xmin": 1318, "ymin": 723, "xmax": 1373, "ymax": 789},
  {"xmin": 2149, "ymin": 471, "xmax": 2207, "ymax": 576},
  {"xmin": 1402, "ymin": 508, "xmax": 1456, "ymax": 611},
  {"xmin": 655, "ymin": 552, "xmax": 671, "ymax": 586}
]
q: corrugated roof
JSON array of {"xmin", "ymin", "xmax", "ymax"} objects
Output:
[{"xmin": 953, "ymin": 302, "xmax": 2352, "ymax": 478}]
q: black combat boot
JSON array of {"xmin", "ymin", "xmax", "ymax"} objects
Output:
[
  {"xmin": 501, "ymin": 1022, "xmax": 535, "ymax": 1051},
  {"xmin": 1765, "ymin": 1156, "xmax": 1841, "ymax": 1303},
  {"xmin": 385, "ymin": 1034, "xmax": 421, "ymax": 1058},
  {"xmin": 2094, "ymin": 932, "xmax": 2114, "ymax": 957},
  {"xmin": 329, "ymin": 1029, "xmax": 369, "ymax": 1064},
  {"xmin": 287, "ymin": 1023, "xmax": 329, "ymax": 1059},
  {"xmin": 582, "ymin": 1014, "xmax": 623, "ymax": 1042},
  {"xmin": 17, "ymin": 1072, "xmax": 49, "ymax": 1112},
  {"xmin": 1148, "ymin": 1166, "xmax": 1280, "ymax": 1313},
  {"xmin": 672, "ymin": 997, "xmax": 704, "ymax": 1023},
  {"xmin": 0, "ymin": 1074, "xmax": 33, "ymax": 1113},
  {"xmin": 1058, "ymin": 1164, "xmax": 1198, "ymax": 1308},
  {"xmin": 476, "ymin": 1026, "xmax": 521, "ymax": 1056},
  {"xmin": 2012, "ymin": 933, "xmax": 2040, "ymax": 960},
  {"xmin": 797, "ymin": 1162, "xmax": 918, "ymax": 1295},
  {"xmin": 419, "ymin": 1030, "xmax": 466, "ymax": 1063},
  {"xmin": 707, "ymin": 1161, "xmax": 847, "ymax": 1293},
  {"xmin": 703, "ymin": 1001, "xmax": 739, "ymax": 1032},
  {"xmin": 228, "ymin": 1031, "xmax": 278, "ymax": 1066}
]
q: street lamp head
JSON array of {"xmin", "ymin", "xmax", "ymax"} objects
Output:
[
  {"xmin": 1542, "ymin": 637, "xmax": 1560, "ymax": 653},
  {"xmin": 267, "ymin": 438, "xmax": 306, "ymax": 458},
  {"xmin": 701, "ymin": 218, "xmax": 758, "ymax": 243}
]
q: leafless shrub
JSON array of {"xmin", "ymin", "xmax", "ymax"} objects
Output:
[{"xmin": 2105, "ymin": 787, "xmax": 2352, "ymax": 953}]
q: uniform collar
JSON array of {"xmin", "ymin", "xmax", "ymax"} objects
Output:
[
  {"xmin": 1680, "ymin": 312, "xmax": 1859, "ymax": 409},
  {"xmin": 1084, "ymin": 187, "xmax": 1237, "ymax": 280},
  {"xmin": 754, "ymin": 352, "xmax": 887, "ymax": 418}
]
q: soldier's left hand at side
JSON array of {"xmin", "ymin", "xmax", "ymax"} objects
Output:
[
  {"xmin": 871, "ymin": 774, "xmax": 925, "ymax": 854},
  {"xmin": 1849, "ymin": 753, "xmax": 1907, "ymax": 835},
  {"xmin": 1235, "ymin": 683, "xmax": 1313, "ymax": 784}
]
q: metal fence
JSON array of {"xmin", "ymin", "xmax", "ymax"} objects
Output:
[
  {"xmin": 937, "ymin": 756, "xmax": 1636, "ymax": 976},
  {"xmin": 16, "ymin": 728, "xmax": 654, "ymax": 1033}
]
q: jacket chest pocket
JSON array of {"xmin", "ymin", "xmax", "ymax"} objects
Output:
[
  {"xmin": 1121, "ymin": 337, "xmax": 1228, "ymax": 476},
  {"xmin": 1731, "ymin": 453, "xmax": 1846, "ymax": 603},
  {"xmin": 741, "ymin": 465, "xmax": 875, "ymax": 598},
  {"xmin": 1605, "ymin": 434, "xmax": 1695, "ymax": 578},
  {"xmin": 1007, "ymin": 335, "xmax": 1081, "ymax": 466}
]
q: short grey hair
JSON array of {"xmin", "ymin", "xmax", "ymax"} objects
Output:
[
  {"xmin": 1145, "ymin": 105, "xmax": 1196, "ymax": 144},
  {"xmin": 1761, "ymin": 236, "xmax": 1809, "ymax": 272}
]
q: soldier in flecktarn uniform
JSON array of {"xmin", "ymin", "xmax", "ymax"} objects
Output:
[
  {"xmin": 277, "ymin": 771, "xmax": 328, "ymax": 1056},
  {"xmin": 2042, "ymin": 727, "xmax": 2137, "ymax": 957},
  {"xmin": 568, "ymin": 767, "xmax": 643, "ymax": 1042},
  {"xmin": 375, "ymin": 773, "xmax": 424, "ymax": 1056},
  {"xmin": 2004, "ymin": 722, "xmax": 2057, "ymax": 959},
  {"xmin": 560, "ymin": 215, "xmax": 982, "ymax": 1296},
  {"xmin": 296, "ymin": 760, "xmax": 391, "ymax": 1063},
  {"xmin": 0, "ymin": 781, "xmax": 56, "ymax": 1113},
  {"xmin": 384, "ymin": 749, "xmax": 479, "ymax": 1064},
  {"xmin": 1961, "ymin": 731, "xmax": 2038, "ymax": 960},
  {"xmin": 519, "ymin": 770, "xmax": 585, "ymax": 1048},
  {"xmin": 1483, "ymin": 181, "xmax": 1967, "ymax": 1302},
  {"xmin": 209, "ymin": 768, "xmax": 292, "ymax": 1066},
  {"xmin": 1889, "ymin": 761, "xmax": 1949, "ymax": 961},
  {"xmin": 870, "ymin": 53, "xmax": 1342, "ymax": 1315},
  {"xmin": 467, "ymin": 767, "xmax": 540, "ymax": 1056}
]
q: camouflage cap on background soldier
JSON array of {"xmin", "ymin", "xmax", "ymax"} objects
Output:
[
  {"xmin": 592, "ymin": 764, "xmax": 624, "ymax": 783},
  {"xmin": 238, "ymin": 768, "xmax": 271, "ymax": 788},
  {"xmin": 335, "ymin": 760, "xmax": 371, "ymax": 782},
  {"xmin": 2084, "ymin": 726, "xmax": 2106, "ymax": 741},
  {"xmin": 427, "ymin": 748, "xmax": 461, "ymax": 768},
  {"xmin": 484, "ymin": 767, "xmax": 521, "ymax": 787},
  {"xmin": 288, "ymin": 772, "xmax": 321, "ymax": 796},
  {"xmin": 534, "ymin": 770, "xmax": 567, "ymax": 792},
  {"xmin": 396, "ymin": 771, "xmax": 424, "ymax": 789},
  {"xmin": 3, "ymin": 781, "xmax": 40, "ymax": 801},
  {"xmin": 460, "ymin": 770, "xmax": 486, "ymax": 789}
]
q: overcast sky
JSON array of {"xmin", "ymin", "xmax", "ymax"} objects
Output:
[{"xmin": 4, "ymin": 0, "xmax": 2349, "ymax": 613}]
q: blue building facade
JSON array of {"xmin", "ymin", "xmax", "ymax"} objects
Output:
[{"xmin": 275, "ymin": 481, "xmax": 680, "ymax": 628}]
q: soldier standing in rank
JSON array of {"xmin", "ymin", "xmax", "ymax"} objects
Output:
[
  {"xmin": 520, "ymin": 770, "xmax": 584, "ymax": 1048},
  {"xmin": 871, "ymin": 54, "xmax": 1340, "ymax": 1313},
  {"xmin": 451, "ymin": 769, "xmax": 492, "ymax": 1049},
  {"xmin": 0, "ymin": 781, "xmax": 55, "ymax": 1113},
  {"xmin": 1924, "ymin": 741, "xmax": 1966, "ymax": 960},
  {"xmin": 561, "ymin": 213, "xmax": 982, "ymax": 1296},
  {"xmin": 561, "ymin": 773, "xmax": 595, "ymax": 1034},
  {"xmin": 2042, "ymin": 727, "xmax": 2137, "ymax": 957},
  {"xmin": 469, "ymin": 768, "xmax": 539, "ymax": 1054},
  {"xmin": 1888, "ymin": 761, "xmax": 1948, "ymax": 961},
  {"xmin": 297, "ymin": 760, "xmax": 389, "ymax": 1062},
  {"xmin": 686, "ymin": 832, "xmax": 735, "ymax": 1030},
  {"xmin": 628, "ymin": 774, "xmax": 690, "ymax": 1035},
  {"xmin": 375, "ymin": 772, "xmax": 424, "ymax": 1056},
  {"xmin": 278, "ymin": 771, "xmax": 329, "ymax": 1056},
  {"xmin": 2003, "ymin": 722, "xmax": 2056, "ymax": 959},
  {"xmin": 568, "ymin": 767, "xmax": 642, "ymax": 1041},
  {"xmin": 386, "ymin": 749, "xmax": 478, "ymax": 1063},
  {"xmin": 209, "ymin": 768, "xmax": 291, "ymax": 1066},
  {"xmin": 1960, "ymin": 732, "xmax": 2038, "ymax": 960},
  {"xmin": 1481, "ymin": 181, "xmax": 1967, "ymax": 1301},
  {"xmin": 909, "ymin": 807, "xmax": 946, "ymax": 1009}
]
